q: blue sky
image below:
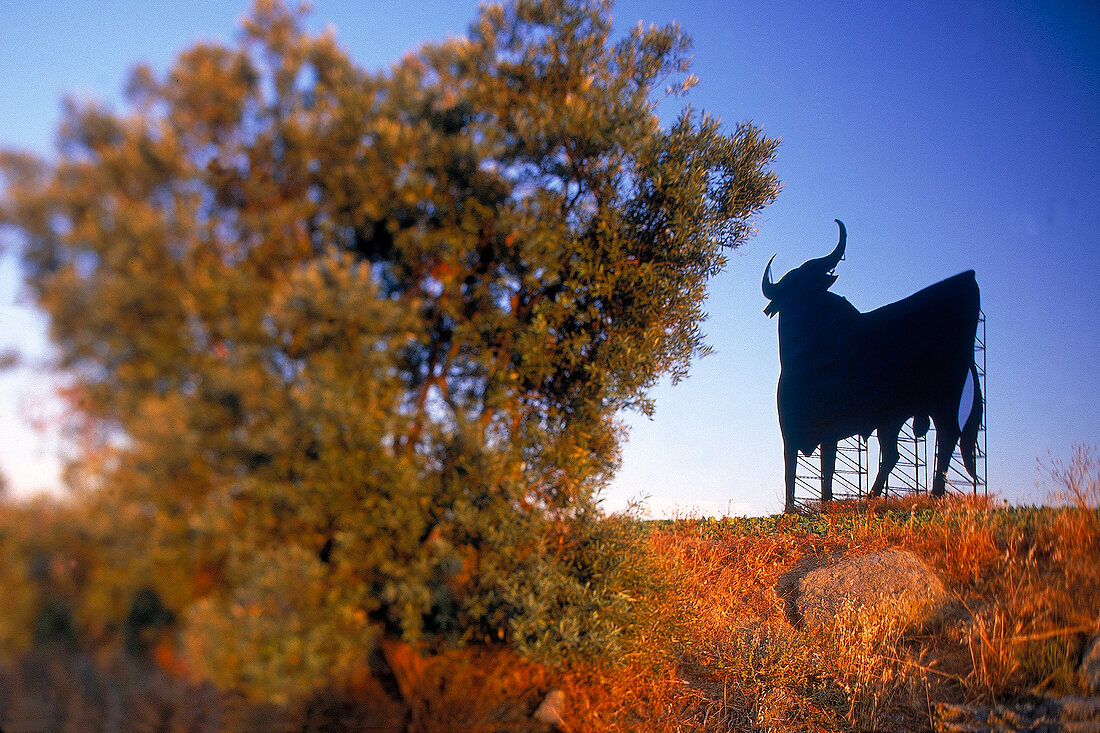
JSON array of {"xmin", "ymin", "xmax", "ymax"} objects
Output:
[{"xmin": 1, "ymin": 1, "xmax": 1097, "ymax": 515}]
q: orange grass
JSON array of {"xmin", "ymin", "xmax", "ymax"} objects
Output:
[
  {"xmin": 171, "ymin": 494, "xmax": 1100, "ymax": 731},
  {"xmin": 2, "ymin": 491, "xmax": 1097, "ymax": 731},
  {"xmin": 547, "ymin": 494, "xmax": 1100, "ymax": 732}
]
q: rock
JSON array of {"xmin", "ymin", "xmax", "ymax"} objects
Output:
[
  {"xmin": 533, "ymin": 689, "xmax": 566, "ymax": 730},
  {"xmin": 794, "ymin": 548, "xmax": 947, "ymax": 632},
  {"xmin": 1081, "ymin": 634, "xmax": 1100, "ymax": 693},
  {"xmin": 935, "ymin": 696, "xmax": 1100, "ymax": 732}
]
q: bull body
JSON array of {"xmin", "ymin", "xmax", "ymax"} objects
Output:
[{"xmin": 764, "ymin": 221, "xmax": 982, "ymax": 511}]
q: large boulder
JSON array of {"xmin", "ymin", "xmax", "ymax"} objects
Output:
[{"xmin": 793, "ymin": 548, "xmax": 947, "ymax": 632}]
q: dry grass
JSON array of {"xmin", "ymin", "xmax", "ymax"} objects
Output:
[
  {"xmin": 2, "ymin": 471, "xmax": 1098, "ymax": 731},
  {"xmin": 307, "ymin": 488, "xmax": 1097, "ymax": 732},
  {"xmin": 552, "ymin": 490, "xmax": 1100, "ymax": 732}
]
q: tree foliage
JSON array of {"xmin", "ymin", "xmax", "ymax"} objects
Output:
[{"xmin": 0, "ymin": 0, "xmax": 778, "ymax": 699}]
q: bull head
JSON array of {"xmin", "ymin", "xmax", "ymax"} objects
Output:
[{"xmin": 762, "ymin": 219, "xmax": 847, "ymax": 317}]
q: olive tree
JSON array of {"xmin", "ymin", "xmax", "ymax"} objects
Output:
[{"xmin": 0, "ymin": 0, "xmax": 779, "ymax": 700}]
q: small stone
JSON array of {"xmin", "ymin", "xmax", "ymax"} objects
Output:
[
  {"xmin": 1080, "ymin": 634, "xmax": 1100, "ymax": 693},
  {"xmin": 533, "ymin": 689, "xmax": 566, "ymax": 729}
]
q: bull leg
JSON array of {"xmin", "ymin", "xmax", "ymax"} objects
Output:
[
  {"xmin": 932, "ymin": 421, "xmax": 960, "ymax": 498},
  {"xmin": 870, "ymin": 423, "xmax": 903, "ymax": 497},
  {"xmin": 784, "ymin": 444, "xmax": 799, "ymax": 513},
  {"xmin": 821, "ymin": 441, "xmax": 837, "ymax": 503}
]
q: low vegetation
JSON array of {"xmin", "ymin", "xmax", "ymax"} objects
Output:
[
  {"xmin": 634, "ymin": 497, "xmax": 1099, "ymax": 730},
  {"xmin": 1, "ymin": 448, "xmax": 1097, "ymax": 731}
]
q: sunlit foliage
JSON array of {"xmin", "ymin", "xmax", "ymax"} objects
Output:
[{"xmin": 0, "ymin": 0, "xmax": 778, "ymax": 699}]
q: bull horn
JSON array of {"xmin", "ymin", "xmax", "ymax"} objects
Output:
[
  {"xmin": 761, "ymin": 255, "xmax": 778, "ymax": 299},
  {"xmin": 803, "ymin": 219, "xmax": 847, "ymax": 274},
  {"xmin": 823, "ymin": 219, "xmax": 846, "ymax": 271}
]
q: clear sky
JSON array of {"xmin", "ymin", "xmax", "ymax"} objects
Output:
[{"xmin": 1, "ymin": 1, "xmax": 1097, "ymax": 515}]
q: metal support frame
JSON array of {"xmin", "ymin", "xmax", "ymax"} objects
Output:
[
  {"xmin": 795, "ymin": 435, "xmax": 867, "ymax": 504},
  {"xmin": 792, "ymin": 311, "xmax": 986, "ymax": 506}
]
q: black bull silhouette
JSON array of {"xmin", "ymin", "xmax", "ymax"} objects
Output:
[{"xmin": 763, "ymin": 220, "xmax": 982, "ymax": 511}]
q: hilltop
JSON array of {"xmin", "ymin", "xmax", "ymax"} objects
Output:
[{"xmin": 1, "ymin": 492, "xmax": 1098, "ymax": 731}]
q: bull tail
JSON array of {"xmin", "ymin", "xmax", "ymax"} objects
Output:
[{"xmin": 959, "ymin": 364, "xmax": 982, "ymax": 479}]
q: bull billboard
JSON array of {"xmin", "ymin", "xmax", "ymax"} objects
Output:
[{"xmin": 763, "ymin": 220, "xmax": 982, "ymax": 512}]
